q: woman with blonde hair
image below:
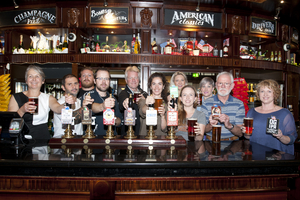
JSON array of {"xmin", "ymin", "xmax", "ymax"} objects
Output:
[{"xmin": 242, "ymin": 79, "xmax": 297, "ymax": 154}]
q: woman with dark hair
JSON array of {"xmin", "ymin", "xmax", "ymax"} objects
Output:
[
  {"xmin": 176, "ymin": 85, "xmax": 206, "ymax": 141},
  {"xmin": 139, "ymin": 73, "xmax": 169, "ymax": 136},
  {"xmin": 8, "ymin": 65, "xmax": 75, "ymax": 140},
  {"xmin": 242, "ymin": 79, "xmax": 297, "ymax": 155}
]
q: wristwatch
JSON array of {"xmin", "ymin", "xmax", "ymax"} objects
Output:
[{"xmin": 227, "ymin": 124, "xmax": 234, "ymax": 131}]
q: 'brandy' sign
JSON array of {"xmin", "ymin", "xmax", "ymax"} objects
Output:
[
  {"xmin": 164, "ymin": 9, "xmax": 222, "ymax": 29},
  {"xmin": 0, "ymin": 8, "xmax": 56, "ymax": 27},
  {"xmin": 250, "ymin": 17, "xmax": 276, "ymax": 36},
  {"xmin": 90, "ymin": 7, "xmax": 129, "ymax": 24}
]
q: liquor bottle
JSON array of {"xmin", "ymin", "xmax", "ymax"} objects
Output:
[
  {"xmin": 62, "ymin": 33, "xmax": 68, "ymax": 51},
  {"xmin": 202, "ymin": 41, "xmax": 209, "ymax": 53},
  {"xmin": 90, "ymin": 36, "xmax": 95, "ymax": 52},
  {"xmin": 274, "ymin": 51, "xmax": 278, "ymax": 62},
  {"xmin": 186, "ymin": 38, "xmax": 193, "ymax": 52},
  {"xmin": 131, "ymin": 34, "xmax": 135, "ymax": 54},
  {"xmin": 104, "ymin": 36, "xmax": 110, "ymax": 52},
  {"xmin": 151, "ymin": 38, "xmax": 158, "ymax": 54},
  {"xmin": 213, "ymin": 42, "xmax": 218, "ymax": 57},
  {"xmin": 134, "ymin": 34, "xmax": 140, "ymax": 54},
  {"xmin": 170, "ymin": 95, "xmax": 175, "ymax": 109},
  {"xmin": 258, "ymin": 45, "xmax": 262, "ymax": 56},
  {"xmin": 278, "ymin": 51, "xmax": 282, "ymax": 62},
  {"xmin": 223, "ymin": 44, "xmax": 229, "ymax": 57},
  {"xmin": 270, "ymin": 51, "xmax": 274, "ymax": 61},
  {"xmin": 96, "ymin": 35, "xmax": 100, "ymax": 52},
  {"xmin": 19, "ymin": 35, "xmax": 24, "ymax": 49},
  {"xmin": 193, "ymin": 40, "xmax": 200, "ymax": 56},
  {"xmin": 164, "ymin": 40, "xmax": 173, "ymax": 55},
  {"xmin": 128, "ymin": 93, "xmax": 133, "ymax": 109},
  {"xmin": 249, "ymin": 83, "xmax": 254, "ymax": 103},
  {"xmin": 137, "ymin": 33, "xmax": 141, "ymax": 52}
]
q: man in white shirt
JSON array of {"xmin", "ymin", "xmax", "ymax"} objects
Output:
[{"xmin": 53, "ymin": 74, "xmax": 83, "ymax": 138}]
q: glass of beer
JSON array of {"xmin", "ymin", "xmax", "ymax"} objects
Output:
[
  {"xmin": 134, "ymin": 91, "xmax": 141, "ymax": 104},
  {"xmin": 28, "ymin": 97, "xmax": 39, "ymax": 115},
  {"xmin": 154, "ymin": 97, "xmax": 163, "ymax": 111},
  {"xmin": 188, "ymin": 118, "xmax": 197, "ymax": 141},
  {"xmin": 212, "ymin": 125, "xmax": 221, "ymax": 143},
  {"xmin": 244, "ymin": 117, "xmax": 253, "ymax": 135}
]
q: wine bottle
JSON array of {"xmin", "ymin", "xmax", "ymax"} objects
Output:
[
  {"xmin": 19, "ymin": 35, "xmax": 24, "ymax": 49},
  {"xmin": 62, "ymin": 33, "xmax": 68, "ymax": 51}
]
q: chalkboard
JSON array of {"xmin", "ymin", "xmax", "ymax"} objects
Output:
[
  {"xmin": 164, "ymin": 9, "xmax": 222, "ymax": 29},
  {"xmin": 90, "ymin": 7, "xmax": 129, "ymax": 24},
  {"xmin": 0, "ymin": 8, "xmax": 57, "ymax": 27},
  {"xmin": 250, "ymin": 17, "xmax": 276, "ymax": 36}
]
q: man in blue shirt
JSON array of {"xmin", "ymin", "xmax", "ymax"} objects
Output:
[
  {"xmin": 83, "ymin": 68, "xmax": 122, "ymax": 136},
  {"xmin": 202, "ymin": 72, "xmax": 245, "ymax": 141}
]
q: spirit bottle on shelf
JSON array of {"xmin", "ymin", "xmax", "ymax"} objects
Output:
[
  {"xmin": 19, "ymin": 35, "xmax": 24, "ymax": 49},
  {"xmin": 278, "ymin": 51, "xmax": 282, "ymax": 62},
  {"xmin": 134, "ymin": 34, "xmax": 140, "ymax": 54},
  {"xmin": 96, "ymin": 35, "xmax": 100, "ymax": 52},
  {"xmin": 270, "ymin": 51, "xmax": 274, "ymax": 61},
  {"xmin": 151, "ymin": 38, "xmax": 158, "ymax": 54},
  {"xmin": 274, "ymin": 51, "xmax": 278, "ymax": 62},
  {"xmin": 223, "ymin": 44, "xmax": 229, "ymax": 57},
  {"xmin": 104, "ymin": 36, "xmax": 110, "ymax": 52},
  {"xmin": 62, "ymin": 33, "xmax": 68, "ymax": 51},
  {"xmin": 164, "ymin": 39, "xmax": 173, "ymax": 55},
  {"xmin": 213, "ymin": 42, "xmax": 218, "ymax": 57}
]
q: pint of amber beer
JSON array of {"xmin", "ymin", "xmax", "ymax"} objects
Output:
[
  {"xmin": 244, "ymin": 117, "xmax": 253, "ymax": 135},
  {"xmin": 28, "ymin": 97, "xmax": 39, "ymax": 115},
  {"xmin": 212, "ymin": 125, "xmax": 221, "ymax": 143},
  {"xmin": 154, "ymin": 97, "xmax": 163, "ymax": 110}
]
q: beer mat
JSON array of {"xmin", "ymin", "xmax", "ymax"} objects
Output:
[{"xmin": 266, "ymin": 117, "xmax": 279, "ymax": 134}]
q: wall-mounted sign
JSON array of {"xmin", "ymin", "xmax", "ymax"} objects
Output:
[
  {"xmin": 250, "ymin": 17, "xmax": 276, "ymax": 36},
  {"xmin": 0, "ymin": 8, "xmax": 56, "ymax": 27},
  {"xmin": 292, "ymin": 28, "xmax": 298, "ymax": 44},
  {"xmin": 164, "ymin": 9, "xmax": 222, "ymax": 29},
  {"xmin": 90, "ymin": 7, "xmax": 129, "ymax": 24}
]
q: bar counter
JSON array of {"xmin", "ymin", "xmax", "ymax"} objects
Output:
[{"xmin": 0, "ymin": 136, "xmax": 299, "ymax": 200}]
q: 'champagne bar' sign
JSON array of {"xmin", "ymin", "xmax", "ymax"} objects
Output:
[
  {"xmin": 250, "ymin": 17, "xmax": 276, "ymax": 36},
  {"xmin": 0, "ymin": 8, "xmax": 56, "ymax": 27},
  {"xmin": 164, "ymin": 9, "xmax": 222, "ymax": 29},
  {"xmin": 90, "ymin": 7, "xmax": 129, "ymax": 24}
]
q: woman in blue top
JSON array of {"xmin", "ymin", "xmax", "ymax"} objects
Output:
[
  {"xmin": 242, "ymin": 79, "xmax": 297, "ymax": 155},
  {"xmin": 197, "ymin": 77, "xmax": 214, "ymax": 111}
]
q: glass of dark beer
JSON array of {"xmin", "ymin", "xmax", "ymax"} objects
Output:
[
  {"xmin": 28, "ymin": 97, "xmax": 39, "ymax": 115},
  {"xmin": 154, "ymin": 97, "xmax": 163, "ymax": 111},
  {"xmin": 244, "ymin": 117, "xmax": 253, "ymax": 135},
  {"xmin": 212, "ymin": 125, "xmax": 221, "ymax": 143},
  {"xmin": 188, "ymin": 118, "xmax": 197, "ymax": 141},
  {"xmin": 134, "ymin": 91, "xmax": 141, "ymax": 104}
]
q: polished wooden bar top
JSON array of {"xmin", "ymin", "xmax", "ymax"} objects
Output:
[{"xmin": 0, "ymin": 138, "xmax": 299, "ymax": 177}]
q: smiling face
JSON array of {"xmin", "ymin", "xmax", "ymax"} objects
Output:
[
  {"xmin": 201, "ymin": 82, "xmax": 214, "ymax": 98},
  {"xmin": 216, "ymin": 74, "xmax": 233, "ymax": 97},
  {"xmin": 62, "ymin": 77, "xmax": 79, "ymax": 97},
  {"xmin": 26, "ymin": 69, "xmax": 44, "ymax": 90},
  {"xmin": 174, "ymin": 74, "xmax": 186, "ymax": 90},
  {"xmin": 150, "ymin": 77, "xmax": 164, "ymax": 97},
  {"xmin": 180, "ymin": 87, "xmax": 197, "ymax": 108},
  {"xmin": 259, "ymin": 86, "xmax": 275, "ymax": 105},
  {"xmin": 125, "ymin": 71, "xmax": 139, "ymax": 91}
]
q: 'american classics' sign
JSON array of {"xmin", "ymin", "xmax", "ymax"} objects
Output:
[
  {"xmin": 164, "ymin": 9, "xmax": 222, "ymax": 29},
  {"xmin": 0, "ymin": 8, "xmax": 56, "ymax": 27},
  {"xmin": 250, "ymin": 17, "xmax": 276, "ymax": 36},
  {"xmin": 90, "ymin": 7, "xmax": 129, "ymax": 24}
]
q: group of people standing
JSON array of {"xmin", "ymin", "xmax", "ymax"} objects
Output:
[{"xmin": 7, "ymin": 65, "xmax": 298, "ymax": 155}]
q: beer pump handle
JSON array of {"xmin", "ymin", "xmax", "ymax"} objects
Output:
[
  {"xmin": 65, "ymin": 93, "xmax": 71, "ymax": 108},
  {"xmin": 86, "ymin": 93, "xmax": 92, "ymax": 110}
]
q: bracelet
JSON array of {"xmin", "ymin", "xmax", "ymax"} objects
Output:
[{"xmin": 227, "ymin": 124, "xmax": 234, "ymax": 131}]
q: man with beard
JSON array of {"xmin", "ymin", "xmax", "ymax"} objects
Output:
[
  {"xmin": 201, "ymin": 72, "xmax": 244, "ymax": 141},
  {"xmin": 83, "ymin": 68, "xmax": 122, "ymax": 136},
  {"xmin": 53, "ymin": 74, "xmax": 83, "ymax": 138},
  {"xmin": 118, "ymin": 66, "xmax": 148, "ymax": 136},
  {"xmin": 77, "ymin": 67, "xmax": 95, "ymax": 99}
]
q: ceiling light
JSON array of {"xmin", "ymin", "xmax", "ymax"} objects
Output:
[
  {"xmin": 104, "ymin": 0, "xmax": 108, "ymax": 7},
  {"xmin": 196, "ymin": 0, "xmax": 200, "ymax": 12},
  {"xmin": 280, "ymin": 0, "xmax": 284, "ymax": 3},
  {"xmin": 205, "ymin": 35, "xmax": 208, "ymax": 37},
  {"xmin": 13, "ymin": 0, "xmax": 19, "ymax": 9},
  {"xmin": 168, "ymin": 30, "xmax": 173, "ymax": 36},
  {"xmin": 111, "ymin": 31, "xmax": 114, "ymax": 34}
]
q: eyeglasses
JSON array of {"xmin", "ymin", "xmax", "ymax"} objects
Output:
[
  {"xmin": 127, "ymin": 77, "xmax": 139, "ymax": 80},
  {"xmin": 216, "ymin": 82, "xmax": 231, "ymax": 87},
  {"xmin": 96, "ymin": 77, "xmax": 110, "ymax": 81}
]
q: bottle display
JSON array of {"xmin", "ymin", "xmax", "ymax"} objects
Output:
[
  {"xmin": 164, "ymin": 39, "xmax": 173, "ymax": 55},
  {"xmin": 213, "ymin": 42, "xmax": 218, "ymax": 57}
]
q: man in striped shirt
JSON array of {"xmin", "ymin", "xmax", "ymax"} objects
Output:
[{"xmin": 202, "ymin": 72, "xmax": 245, "ymax": 141}]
